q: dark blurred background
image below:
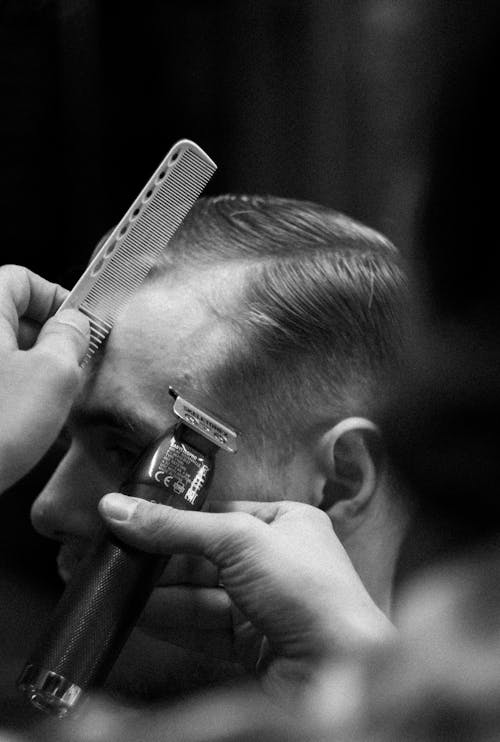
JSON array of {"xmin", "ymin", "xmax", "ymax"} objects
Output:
[
  {"xmin": 2, "ymin": 0, "xmax": 477, "ymax": 284},
  {"xmin": 0, "ymin": 0, "xmax": 498, "ymax": 730}
]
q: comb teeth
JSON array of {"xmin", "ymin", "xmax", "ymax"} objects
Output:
[
  {"xmin": 78, "ymin": 308, "xmax": 113, "ymax": 366},
  {"xmin": 59, "ymin": 141, "xmax": 216, "ymax": 365}
]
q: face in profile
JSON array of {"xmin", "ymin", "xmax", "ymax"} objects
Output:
[{"xmin": 30, "ymin": 268, "xmax": 317, "ymax": 698}]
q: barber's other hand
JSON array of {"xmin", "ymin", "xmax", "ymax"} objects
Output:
[
  {"xmin": 0, "ymin": 265, "xmax": 89, "ymax": 493},
  {"xmin": 99, "ymin": 496, "xmax": 394, "ymax": 697}
]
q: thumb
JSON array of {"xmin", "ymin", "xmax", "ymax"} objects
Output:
[
  {"xmin": 99, "ymin": 494, "xmax": 263, "ymax": 563},
  {"xmin": 35, "ymin": 308, "xmax": 90, "ymax": 367}
]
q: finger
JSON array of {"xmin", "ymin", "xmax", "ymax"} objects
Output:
[
  {"xmin": 0, "ymin": 265, "xmax": 68, "ymax": 348},
  {"xmin": 18, "ymin": 316, "xmax": 41, "ymax": 349},
  {"xmin": 34, "ymin": 308, "xmax": 90, "ymax": 367},
  {"xmin": 210, "ymin": 500, "xmax": 336, "ymax": 549},
  {"xmin": 138, "ymin": 585, "xmax": 232, "ymax": 632},
  {"xmin": 208, "ymin": 500, "xmax": 307, "ymax": 523},
  {"xmin": 23, "ymin": 270, "xmax": 68, "ymax": 321},
  {"xmin": 98, "ymin": 495, "xmax": 265, "ymax": 560}
]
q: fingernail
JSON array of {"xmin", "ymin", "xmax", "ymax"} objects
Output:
[
  {"xmin": 101, "ymin": 493, "xmax": 139, "ymax": 521},
  {"xmin": 56, "ymin": 309, "xmax": 90, "ymax": 337}
]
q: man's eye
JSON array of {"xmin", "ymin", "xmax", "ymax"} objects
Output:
[
  {"xmin": 104, "ymin": 444, "xmax": 139, "ymax": 469},
  {"xmin": 59, "ymin": 426, "xmax": 72, "ymax": 447}
]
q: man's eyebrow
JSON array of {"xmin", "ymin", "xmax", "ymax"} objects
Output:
[{"xmin": 70, "ymin": 404, "xmax": 162, "ymax": 444}]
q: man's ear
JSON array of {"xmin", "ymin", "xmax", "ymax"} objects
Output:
[{"xmin": 317, "ymin": 418, "xmax": 383, "ymax": 529}]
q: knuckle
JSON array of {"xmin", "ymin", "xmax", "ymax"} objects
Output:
[
  {"xmin": 0, "ymin": 264, "xmax": 24, "ymax": 287},
  {"xmin": 0, "ymin": 263, "xmax": 21, "ymax": 276},
  {"xmin": 302, "ymin": 506, "xmax": 336, "ymax": 538},
  {"xmin": 311, "ymin": 506, "xmax": 333, "ymax": 527}
]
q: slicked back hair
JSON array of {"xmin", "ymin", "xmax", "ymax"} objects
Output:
[{"xmin": 148, "ymin": 194, "xmax": 407, "ymax": 456}]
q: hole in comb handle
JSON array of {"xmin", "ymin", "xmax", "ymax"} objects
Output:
[
  {"xmin": 104, "ymin": 240, "xmax": 117, "ymax": 258},
  {"xmin": 168, "ymin": 150, "xmax": 180, "ymax": 166},
  {"xmin": 90, "ymin": 257, "xmax": 104, "ymax": 277}
]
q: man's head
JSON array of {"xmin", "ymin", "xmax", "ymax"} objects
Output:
[
  {"xmin": 151, "ymin": 194, "xmax": 403, "ymax": 447},
  {"xmin": 31, "ymin": 194, "xmax": 408, "ymax": 697}
]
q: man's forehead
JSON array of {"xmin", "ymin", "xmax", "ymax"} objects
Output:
[
  {"xmin": 79, "ymin": 267, "xmax": 244, "ymax": 436},
  {"xmin": 109, "ymin": 268, "xmax": 240, "ymax": 371},
  {"xmin": 78, "ymin": 350, "xmax": 179, "ymax": 444}
]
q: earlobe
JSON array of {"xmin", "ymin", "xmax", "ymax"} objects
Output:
[{"xmin": 317, "ymin": 418, "xmax": 382, "ymax": 526}]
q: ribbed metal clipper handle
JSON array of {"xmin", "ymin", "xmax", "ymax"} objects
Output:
[
  {"xmin": 18, "ymin": 420, "xmax": 223, "ymax": 717},
  {"xmin": 18, "ymin": 524, "xmax": 167, "ymax": 716}
]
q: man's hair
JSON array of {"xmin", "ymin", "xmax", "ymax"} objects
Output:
[{"xmin": 149, "ymin": 194, "xmax": 406, "ymax": 455}]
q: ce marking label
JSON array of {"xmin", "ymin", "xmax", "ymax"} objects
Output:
[{"xmin": 154, "ymin": 471, "xmax": 174, "ymax": 487}]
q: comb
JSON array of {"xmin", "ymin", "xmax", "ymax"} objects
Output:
[{"xmin": 58, "ymin": 139, "xmax": 216, "ymax": 365}]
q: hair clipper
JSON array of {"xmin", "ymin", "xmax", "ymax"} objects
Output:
[{"xmin": 17, "ymin": 388, "xmax": 238, "ymax": 717}]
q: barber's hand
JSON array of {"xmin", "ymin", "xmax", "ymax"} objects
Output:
[
  {"xmin": 99, "ymin": 496, "xmax": 394, "ymax": 697},
  {"xmin": 0, "ymin": 265, "xmax": 89, "ymax": 493}
]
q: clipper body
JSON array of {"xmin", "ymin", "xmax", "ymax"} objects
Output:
[{"xmin": 18, "ymin": 393, "xmax": 235, "ymax": 717}]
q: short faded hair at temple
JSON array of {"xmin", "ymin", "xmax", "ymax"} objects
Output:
[{"xmin": 146, "ymin": 194, "xmax": 407, "ymax": 456}]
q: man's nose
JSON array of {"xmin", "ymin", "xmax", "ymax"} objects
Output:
[{"xmin": 31, "ymin": 444, "xmax": 105, "ymax": 542}]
